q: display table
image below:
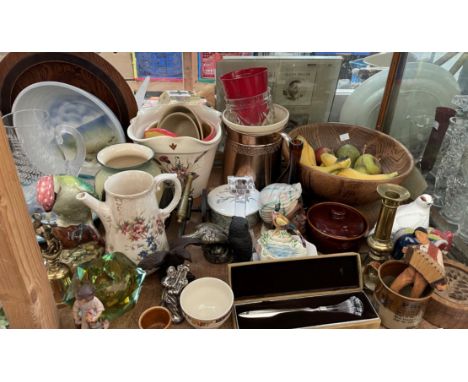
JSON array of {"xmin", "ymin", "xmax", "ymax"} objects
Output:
[{"xmin": 57, "ymin": 166, "xmax": 438, "ymax": 329}]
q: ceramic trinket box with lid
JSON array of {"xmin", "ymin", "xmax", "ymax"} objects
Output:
[{"xmin": 207, "ymin": 183, "xmax": 260, "ymax": 231}]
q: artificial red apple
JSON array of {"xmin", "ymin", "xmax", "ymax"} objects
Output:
[{"xmin": 315, "ymin": 147, "xmax": 333, "ymax": 165}]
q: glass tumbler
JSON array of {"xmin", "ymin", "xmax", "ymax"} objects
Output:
[{"xmin": 224, "ymin": 89, "xmax": 274, "ymax": 126}]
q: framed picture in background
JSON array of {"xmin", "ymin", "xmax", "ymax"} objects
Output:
[{"xmin": 215, "ymin": 56, "xmax": 342, "ymax": 129}]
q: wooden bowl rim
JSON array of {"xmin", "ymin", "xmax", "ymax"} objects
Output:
[
  {"xmin": 306, "ymin": 202, "xmax": 369, "ymax": 240},
  {"xmin": 287, "ymin": 123, "xmax": 415, "ymax": 184}
]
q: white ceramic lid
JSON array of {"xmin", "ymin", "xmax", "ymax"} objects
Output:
[{"xmin": 208, "ymin": 184, "xmax": 260, "ymax": 217}]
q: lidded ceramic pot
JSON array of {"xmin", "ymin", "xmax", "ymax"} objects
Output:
[
  {"xmin": 207, "ymin": 184, "xmax": 260, "ymax": 231},
  {"xmin": 306, "ymin": 202, "xmax": 368, "ymax": 254}
]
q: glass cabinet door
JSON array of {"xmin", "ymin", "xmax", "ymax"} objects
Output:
[{"xmin": 386, "ymin": 53, "xmax": 465, "ymax": 164}]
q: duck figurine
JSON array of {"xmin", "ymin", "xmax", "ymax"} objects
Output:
[
  {"xmin": 182, "ymin": 222, "xmax": 230, "ymax": 263},
  {"xmin": 180, "ymin": 219, "xmax": 253, "ymax": 263}
]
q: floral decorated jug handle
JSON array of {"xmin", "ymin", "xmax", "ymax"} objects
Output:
[{"xmin": 154, "ymin": 173, "xmax": 182, "ymax": 220}]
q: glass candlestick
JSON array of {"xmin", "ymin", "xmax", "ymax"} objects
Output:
[
  {"xmin": 433, "ymin": 116, "xmax": 468, "ymax": 207},
  {"xmin": 440, "ymin": 173, "xmax": 468, "ymax": 225}
]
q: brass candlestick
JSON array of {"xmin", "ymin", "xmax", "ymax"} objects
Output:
[
  {"xmin": 33, "ymin": 214, "xmax": 72, "ymax": 307},
  {"xmin": 177, "ymin": 173, "xmax": 194, "ymax": 224},
  {"xmin": 363, "ymin": 184, "xmax": 410, "ymax": 291}
]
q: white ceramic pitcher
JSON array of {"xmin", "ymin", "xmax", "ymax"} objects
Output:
[{"xmin": 77, "ymin": 170, "xmax": 181, "ymax": 264}]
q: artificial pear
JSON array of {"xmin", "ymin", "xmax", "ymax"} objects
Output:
[
  {"xmin": 336, "ymin": 144, "xmax": 361, "ymax": 166},
  {"xmin": 354, "ymin": 153, "xmax": 382, "ymax": 175}
]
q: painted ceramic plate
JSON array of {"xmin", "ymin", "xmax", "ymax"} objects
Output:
[
  {"xmin": 13, "ymin": 81, "xmax": 126, "ymax": 174},
  {"xmin": 340, "ymin": 62, "xmax": 460, "ymax": 158}
]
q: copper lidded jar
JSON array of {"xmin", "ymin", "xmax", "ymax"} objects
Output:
[{"xmin": 223, "ymin": 124, "xmax": 283, "ymax": 190}]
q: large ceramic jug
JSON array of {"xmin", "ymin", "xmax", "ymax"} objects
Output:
[{"xmin": 77, "ymin": 170, "xmax": 182, "ymax": 264}]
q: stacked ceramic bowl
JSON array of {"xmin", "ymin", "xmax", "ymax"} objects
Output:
[
  {"xmin": 220, "ymin": 67, "xmax": 290, "ymax": 189},
  {"xmin": 127, "ymin": 103, "xmax": 222, "ymax": 197}
]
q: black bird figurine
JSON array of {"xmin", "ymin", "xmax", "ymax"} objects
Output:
[{"xmin": 228, "ymin": 216, "xmax": 252, "ymax": 263}]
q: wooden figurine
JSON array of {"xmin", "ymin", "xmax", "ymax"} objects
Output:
[
  {"xmin": 72, "ymin": 284, "xmax": 109, "ymax": 329},
  {"xmin": 390, "ymin": 227, "xmax": 447, "ymax": 298}
]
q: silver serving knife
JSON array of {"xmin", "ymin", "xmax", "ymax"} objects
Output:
[{"xmin": 239, "ymin": 296, "xmax": 364, "ymax": 319}]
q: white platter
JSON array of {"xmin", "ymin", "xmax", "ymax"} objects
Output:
[{"xmin": 13, "ymin": 81, "xmax": 126, "ymax": 174}]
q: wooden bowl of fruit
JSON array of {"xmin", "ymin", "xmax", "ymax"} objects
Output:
[{"xmin": 284, "ymin": 123, "xmax": 414, "ymax": 205}]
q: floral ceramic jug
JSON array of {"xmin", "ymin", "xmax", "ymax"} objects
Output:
[{"xmin": 77, "ymin": 170, "xmax": 182, "ymax": 264}]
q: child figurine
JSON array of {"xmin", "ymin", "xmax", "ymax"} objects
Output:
[
  {"xmin": 72, "ymin": 284, "xmax": 109, "ymax": 329},
  {"xmin": 390, "ymin": 227, "xmax": 447, "ymax": 298}
]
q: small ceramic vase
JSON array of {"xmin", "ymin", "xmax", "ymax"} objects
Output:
[{"xmin": 94, "ymin": 143, "xmax": 161, "ymax": 199}]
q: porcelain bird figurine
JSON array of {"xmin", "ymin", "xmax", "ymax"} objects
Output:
[{"xmin": 369, "ymin": 194, "xmax": 433, "ymax": 237}]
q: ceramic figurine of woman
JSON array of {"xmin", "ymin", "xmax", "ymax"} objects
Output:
[
  {"xmin": 72, "ymin": 284, "xmax": 109, "ymax": 329},
  {"xmin": 390, "ymin": 227, "xmax": 447, "ymax": 298}
]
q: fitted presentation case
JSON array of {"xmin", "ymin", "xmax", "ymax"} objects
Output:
[{"xmin": 228, "ymin": 252, "xmax": 381, "ymax": 329}]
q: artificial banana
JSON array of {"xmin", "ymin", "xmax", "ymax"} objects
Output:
[
  {"xmin": 320, "ymin": 152, "xmax": 338, "ymax": 167},
  {"xmin": 296, "ymin": 135, "xmax": 316, "ymax": 167},
  {"xmin": 337, "ymin": 168, "xmax": 399, "ymax": 180},
  {"xmin": 313, "ymin": 158, "xmax": 351, "ymax": 173}
]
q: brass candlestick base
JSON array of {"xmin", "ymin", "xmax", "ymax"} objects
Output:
[
  {"xmin": 363, "ymin": 183, "xmax": 410, "ymax": 291},
  {"xmin": 47, "ymin": 261, "xmax": 72, "ymax": 308}
]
